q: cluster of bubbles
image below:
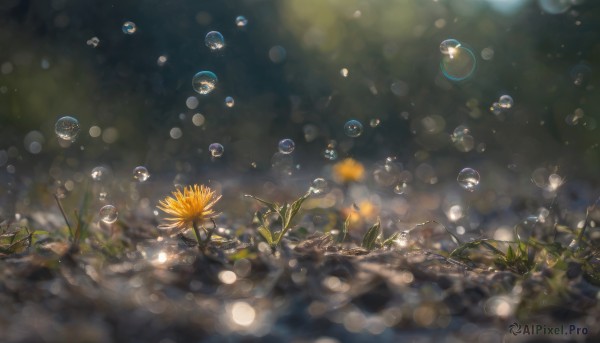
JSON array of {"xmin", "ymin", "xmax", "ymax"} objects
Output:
[
  {"xmin": 439, "ymin": 39, "xmax": 476, "ymax": 81},
  {"xmin": 457, "ymin": 168, "xmax": 480, "ymax": 192},
  {"xmin": 490, "ymin": 95, "xmax": 514, "ymax": 115}
]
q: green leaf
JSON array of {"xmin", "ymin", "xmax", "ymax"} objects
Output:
[
  {"xmin": 339, "ymin": 214, "xmax": 351, "ymax": 243},
  {"xmin": 506, "ymin": 245, "xmax": 515, "ymax": 261},
  {"xmin": 382, "ymin": 232, "xmax": 400, "ymax": 247},
  {"xmin": 361, "ymin": 219, "xmax": 381, "ymax": 251},
  {"xmin": 258, "ymin": 226, "xmax": 273, "ymax": 245}
]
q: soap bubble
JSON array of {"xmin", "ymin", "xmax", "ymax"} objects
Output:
[
  {"xmin": 439, "ymin": 39, "xmax": 462, "ymax": 56},
  {"xmin": 323, "ymin": 148, "xmax": 338, "ymax": 160},
  {"xmin": 122, "ymin": 21, "xmax": 137, "ymax": 34},
  {"xmin": 490, "ymin": 102, "xmax": 503, "ymax": 115},
  {"xmin": 235, "ymin": 16, "xmax": 248, "ymax": 27},
  {"xmin": 310, "ymin": 178, "xmax": 329, "ymax": 194},
  {"xmin": 344, "ymin": 119, "xmax": 364, "ymax": 138},
  {"xmin": 225, "ymin": 96, "xmax": 235, "ymax": 108},
  {"xmin": 498, "ymin": 95, "xmax": 514, "ymax": 109},
  {"xmin": 86, "ymin": 37, "xmax": 99, "ymax": 48},
  {"xmin": 91, "ymin": 166, "xmax": 110, "ymax": 182},
  {"xmin": 457, "ymin": 168, "xmax": 480, "ymax": 192},
  {"xmin": 451, "ymin": 125, "xmax": 470, "ymax": 142},
  {"xmin": 209, "ymin": 143, "xmax": 224, "ymax": 157},
  {"xmin": 99, "ymin": 205, "xmax": 118, "ymax": 224},
  {"xmin": 440, "ymin": 44, "xmax": 476, "ymax": 81},
  {"xmin": 369, "ymin": 118, "xmax": 381, "ymax": 128},
  {"xmin": 278, "ymin": 138, "xmax": 295, "ymax": 154},
  {"xmin": 133, "ymin": 166, "xmax": 150, "ymax": 182},
  {"xmin": 205, "ymin": 31, "xmax": 225, "ymax": 50},
  {"xmin": 192, "ymin": 71, "xmax": 218, "ymax": 95},
  {"xmin": 538, "ymin": 0, "xmax": 571, "ymax": 14},
  {"xmin": 55, "ymin": 116, "xmax": 80, "ymax": 141}
]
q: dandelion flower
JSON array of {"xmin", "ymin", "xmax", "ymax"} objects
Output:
[
  {"xmin": 332, "ymin": 158, "xmax": 365, "ymax": 184},
  {"xmin": 157, "ymin": 184, "xmax": 221, "ymax": 234}
]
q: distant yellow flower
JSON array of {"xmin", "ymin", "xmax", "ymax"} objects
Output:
[
  {"xmin": 157, "ymin": 184, "xmax": 221, "ymax": 233},
  {"xmin": 332, "ymin": 158, "xmax": 365, "ymax": 184}
]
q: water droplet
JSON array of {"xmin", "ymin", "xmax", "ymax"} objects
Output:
[
  {"xmin": 498, "ymin": 95, "xmax": 513, "ymax": 109},
  {"xmin": 310, "ymin": 178, "xmax": 329, "ymax": 194},
  {"xmin": 369, "ymin": 118, "xmax": 381, "ymax": 128},
  {"xmin": 91, "ymin": 166, "xmax": 110, "ymax": 182},
  {"xmin": 344, "ymin": 119, "xmax": 364, "ymax": 138},
  {"xmin": 122, "ymin": 21, "xmax": 137, "ymax": 34},
  {"xmin": 235, "ymin": 16, "xmax": 248, "ymax": 27},
  {"xmin": 133, "ymin": 166, "xmax": 150, "ymax": 182},
  {"xmin": 55, "ymin": 116, "xmax": 80, "ymax": 141},
  {"xmin": 99, "ymin": 205, "xmax": 118, "ymax": 224},
  {"xmin": 439, "ymin": 39, "xmax": 461, "ymax": 55},
  {"xmin": 86, "ymin": 37, "xmax": 99, "ymax": 48},
  {"xmin": 225, "ymin": 96, "xmax": 235, "ymax": 108},
  {"xmin": 205, "ymin": 31, "xmax": 225, "ymax": 50},
  {"xmin": 209, "ymin": 143, "xmax": 224, "ymax": 158},
  {"xmin": 192, "ymin": 71, "xmax": 218, "ymax": 95},
  {"xmin": 278, "ymin": 138, "xmax": 295, "ymax": 154},
  {"xmin": 457, "ymin": 167, "xmax": 480, "ymax": 192},
  {"xmin": 440, "ymin": 41, "xmax": 476, "ymax": 81}
]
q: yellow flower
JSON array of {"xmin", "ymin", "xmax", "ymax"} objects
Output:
[
  {"xmin": 332, "ymin": 158, "xmax": 365, "ymax": 184},
  {"xmin": 157, "ymin": 184, "xmax": 221, "ymax": 234}
]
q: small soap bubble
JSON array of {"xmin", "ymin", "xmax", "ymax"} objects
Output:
[
  {"xmin": 490, "ymin": 102, "xmax": 503, "ymax": 115},
  {"xmin": 225, "ymin": 96, "xmax": 235, "ymax": 108},
  {"xmin": 498, "ymin": 95, "xmax": 513, "ymax": 109},
  {"xmin": 186, "ymin": 96, "xmax": 199, "ymax": 110},
  {"xmin": 393, "ymin": 182, "xmax": 409, "ymax": 195},
  {"xmin": 133, "ymin": 166, "xmax": 150, "ymax": 182},
  {"xmin": 86, "ymin": 37, "xmax": 99, "ymax": 48},
  {"xmin": 340, "ymin": 68, "xmax": 349, "ymax": 77},
  {"xmin": 192, "ymin": 71, "xmax": 218, "ymax": 95},
  {"xmin": 439, "ymin": 39, "xmax": 461, "ymax": 56},
  {"xmin": 310, "ymin": 178, "xmax": 329, "ymax": 194},
  {"xmin": 369, "ymin": 118, "xmax": 381, "ymax": 128},
  {"xmin": 268, "ymin": 46, "xmax": 286, "ymax": 63},
  {"xmin": 205, "ymin": 31, "xmax": 225, "ymax": 50},
  {"xmin": 99, "ymin": 205, "xmax": 118, "ymax": 224},
  {"xmin": 157, "ymin": 55, "xmax": 168, "ymax": 66},
  {"xmin": 451, "ymin": 125, "xmax": 470, "ymax": 142},
  {"xmin": 457, "ymin": 168, "xmax": 480, "ymax": 192},
  {"xmin": 122, "ymin": 21, "xmax": 137, "ymax": 34},
  {"xmin": 440, "ymin": 40, "xmax": 476, "ymax": 81},
  {"xmin": 91, "ymin": 166, "xmax": 110, "ymax": 182},
  {"xmin": 278, "ymin": 138, "xmax": 295, "ymax": 154},
  {"xmin": 55, "ymin": 116, "xmax": 80, "ymax": 141},
  {"xmin": 209, "ymin": 143, "xmax": 224, "ymax": 157},
  {"xmin": 344, "ymin": 119, "xmax": 364, "ymax": 138},
  {"xmin": 235, "ymin": 16, "xmax": 248, "ymax": 27},
  {"xmin": 481, "ymin": 47, "xmax": 494, "ymax": 60}
]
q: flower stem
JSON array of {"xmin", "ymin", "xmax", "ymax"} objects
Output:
[{"xmin": 192, "ymin": 220, "xmax": 204, "ymax": 253}]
